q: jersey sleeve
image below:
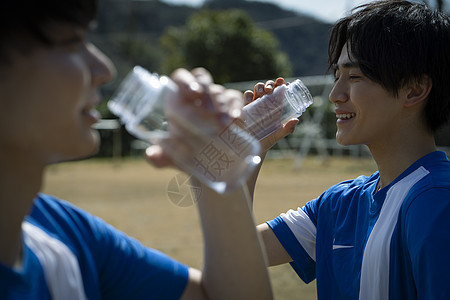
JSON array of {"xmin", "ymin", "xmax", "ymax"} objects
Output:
[
  {"xmin": 265, "ymin": 177, "xmax": 362, "ymax": 285},
  {"xmin": 31, "ymin": 194, "xmax": 189, "ymax": 299},
  {"xmin": 402, "ymin": 187, "xmax": 450, "ymax": 299},
  {"xmin": 89, "ymin": 216, "xmax": 190, "ymax": 299},
  {"xmin": 266, "ymin": 199, "xmax": 319, "ymax": 284}
]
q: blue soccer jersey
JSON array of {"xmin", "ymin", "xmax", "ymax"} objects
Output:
[
  {"xmin": 267, "ymin": 151, "xmax": 450, "ymax": 299},
  {"xmin": 0, "ymin": 194, "xmax": 189, "ymax": 299}
]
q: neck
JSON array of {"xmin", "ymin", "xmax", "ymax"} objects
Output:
[
  {"xmin": 0, "ymin": 154, "xmax": 45, "ymax": 267},
  {"xmin": 368, "ymin": 129, "xmax": 436, "ymax": 189}
]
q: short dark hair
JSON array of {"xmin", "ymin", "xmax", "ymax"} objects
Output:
[
  {"xmin": 328, "ymin": 0, "xmax": 450, "ymax": 132},
  {"xmin": 0, "ymin": 0, "xmax": 98, "ymax": 63}
]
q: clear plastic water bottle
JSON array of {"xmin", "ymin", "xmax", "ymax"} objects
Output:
[
  {"xmin": 108, "ymin": 66, "xmax": 261, "ymax": 194},
  {"xmin": 243, "ymin": 79, "xmax": 313, "ymax": 140}
]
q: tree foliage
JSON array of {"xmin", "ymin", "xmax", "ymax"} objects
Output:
[
  {"xmin": 160, "ymin": 9, "xmax": 292, "ymax": 84},
  {"xmin": 116, "ymin": 34, "xmax": 164, "ymax": 72}
]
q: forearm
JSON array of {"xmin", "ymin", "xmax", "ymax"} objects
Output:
[
  {"xmin": 197, "ymin": 184, "xmax": 273, "ymax": 300},
  {"xmin": 246, "ymin": 151, "xmax": 267, "ymax": 202},
  {"xmin": 247, "ymin": 117, "xmax": 297, "ymax": 202}
]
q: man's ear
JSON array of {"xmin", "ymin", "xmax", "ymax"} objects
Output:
[{"xmin": 404, "ymin": 75, "xmax": 432, "ymax": 107}]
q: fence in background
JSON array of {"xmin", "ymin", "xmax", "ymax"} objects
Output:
[
  {"xmin": 102, "ymin": 75, "xmax": 450, "ymax": 168},
  {"xmin": 225, "ymin": 76, "xmax": 371, "ymax": 169},
  {"xmin": 98, "ymin": 75, "xmax": 372, "ymax": 166}
]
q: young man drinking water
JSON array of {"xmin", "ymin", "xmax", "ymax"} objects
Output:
[{"xmin": 244, "ymin": 1, "xmax": 450, "ymax": 299}]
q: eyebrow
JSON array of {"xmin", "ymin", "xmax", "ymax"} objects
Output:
[
  {"xmin": 332, "ymin": 61, "xmax": 360, "ymax": 72},
  {"xmin": 55, "ymin": 35, "xmax": 83, "ymax": 45}
]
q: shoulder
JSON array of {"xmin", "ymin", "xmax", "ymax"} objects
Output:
[
  {"xmin": 29, "ymin": 193, "xmax": 154, "ymax": 252},
  {"xmin": 312, "ymin": 172, "xmax": 378, "ymax": 208},
  {"xmin": 400, "ymin": 162, "xmax": 450, "ymax": 253},
  {"xmin": 29, "ymin": 194, "xmax": 190, "ymax": 299},
  {"xmin": 27, "ymin": 193, "xmax": 114, "ymax": 262},
  {"xmin": 408, "ymin": 151, "xmax": 450, "ymax": 193},
  {"xmin": 29, "ymin": 193, "xmax": 104, "ymax": 237},
  {"xmin": 296, "ymin": 172, "xmax": 378, "ymax": 226},
  {"xmin": 322, "ymin": 173, "xmax": 377, "ymax": 197},
  {"xmin": 403, "ymin": 152, "xmax": 450, "ymax": 215},
  {"xmin": 397, "ymin": 151, "xmax": 450, "ymax": 220},
  {"xmin": 32, "ymin": 193, "xmax": 83, "ymax": 216},
  {"xmin": 402, "ymin": 186, "xmax": 450, "ymax": 229}
]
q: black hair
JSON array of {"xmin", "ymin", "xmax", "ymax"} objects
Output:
[
  {"xmin": 0, "ymin": 0, "xmax": 98, "ymax": 62},
  {"xmin": 328, "ymin": 0, "xmax": 450, "ymax": 132}
]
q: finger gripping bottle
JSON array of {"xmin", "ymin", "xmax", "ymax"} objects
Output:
[
  {"xmin": 243, "ymin": 80, "xmax": 313, "ymax": 140},
  {"xmin": 108, "ymin": 66, "xmax": 261, "ymax": 194}
]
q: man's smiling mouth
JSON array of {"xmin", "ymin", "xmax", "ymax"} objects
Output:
[{"xmin": 336, "ymin": 113, "xmax": 356, "ymax": 120}]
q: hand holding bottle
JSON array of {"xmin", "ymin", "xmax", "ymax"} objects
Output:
[
  {"xmin": 243, "ymin": 77, "xmax": 313, "ymax": 151},
  {"xmin": 108, "ymin": 66, "xmax": 261, "ymax": 194}
]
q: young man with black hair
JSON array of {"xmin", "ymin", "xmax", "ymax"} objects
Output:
[
  {"xmin": 244, "ymin": 1, "xmax": 450, "ymax": 299},
  {"xmin": 0, "ymin": 0, "xmax": 272, "ymax": 299}
]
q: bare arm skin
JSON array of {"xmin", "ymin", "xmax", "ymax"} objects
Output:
[{"xmin": 147, "ymin": 68, "xmax": 273, "ymax": 300}]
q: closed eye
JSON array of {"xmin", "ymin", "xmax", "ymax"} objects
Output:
[{"xmin": 333, "ymin": 71, "xmax": 340, "ymax": 83}]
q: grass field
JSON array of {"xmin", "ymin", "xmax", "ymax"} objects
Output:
[{"xmin": 42, "ymin": 155, "xmax": 377, "ymax": 299}]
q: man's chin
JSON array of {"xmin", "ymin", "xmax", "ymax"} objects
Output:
[{"xmin": 49, "ymin": 135, "xmax": 101, "ymax": 165}]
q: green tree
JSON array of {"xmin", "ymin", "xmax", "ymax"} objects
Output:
[
  {"xmin": 160, "ymin": 9, "xmax": 292, "ymax": 84},
  {"xmin": 115, "ymin": 34, "xmax": 164, "ymax": 72}
]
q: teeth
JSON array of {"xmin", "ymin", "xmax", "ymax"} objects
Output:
[{"xmin": 336, "ymin": 113, "xmax": 356, "ymax": 120}]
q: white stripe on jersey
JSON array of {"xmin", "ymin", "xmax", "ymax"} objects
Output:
[
  {"xmin": 281, "ymin": 208, "xmax": 317, "ymax": 261},
  {"xmin": 23, "ymin": 222, "xmax": 87, "ymax": 300},
  {"xmin": 359, "ymin": 166, "xmax": 429, "ymax": 300}
]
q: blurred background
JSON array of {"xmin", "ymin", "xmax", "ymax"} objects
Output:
[
  {"xmin": 55, "ymin": 1, "xmax": 449, "ymax": 298},
  {"xmin": 92, "ymin": 0, "xmax": 450, "ymax": 160}
]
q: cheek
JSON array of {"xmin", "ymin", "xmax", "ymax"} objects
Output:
[
  {"xmin": 53, "ymin": 66, "xmax": 89, "ymax": 107},
  {"xmin": 40, "ymin": 51, "xmax": 90, "ymax": 101},
  {"xmin": 1, "ymin": 51, "xmax": 95, "ymax": 159},
  {"xmin": 38, "ymin": 74, "xmax": 89, "ymax": 130},
  {"xmin": 351, "ymin": 87, "xmax": 383, "ymax": 119}
]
